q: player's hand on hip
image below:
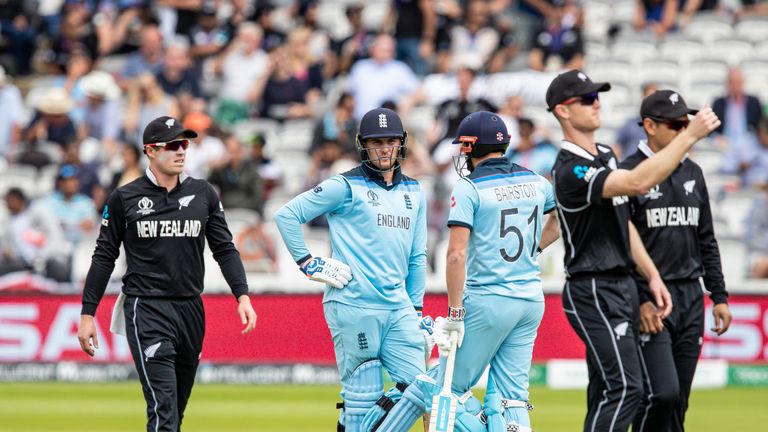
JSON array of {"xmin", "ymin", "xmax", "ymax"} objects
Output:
[
  {"xmin": 649, "ymin": 276, "xmax": 673, "ymax": 319},
  {"xmin": 301, "ymin": 256, "xmax": 352, "ymax": 289},
  {"xmin": 711, "ymin": 303, "xmax": 732, "ymax": 336},
  {"xmin": 687, "ymin": 106, "xmax": 721, "ymax": 140},
  {"xmin": 237, "ymin": 295, "xmax": 257, "ymax": 334},
  {"xmin": 77, "ymin": 314, "xmax": 99, "ymax": 357},
  {"xmin": 639, "ymin": 301, "xmax": 664, "ymax": 335}
]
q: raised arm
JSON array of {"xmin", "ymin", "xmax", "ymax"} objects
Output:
[{"xmin": 602, "ymin": 107, "xmax": 720, "ymax": 198}]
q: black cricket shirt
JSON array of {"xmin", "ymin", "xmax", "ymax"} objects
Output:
[
  {"xmin": 551, "ymin": 141, "xmax": 634, "ymax": 277},
  {"xmin": 621, "ymin": 141, "xmax": 728, "ymax": 304},
  {"xmin": 81, "ymin": 168, "xmax": 248, "ymax": 315}
]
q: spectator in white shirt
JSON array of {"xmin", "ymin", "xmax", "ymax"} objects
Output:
[
  {"xmin": 214, "ymin": 22, "xmax": 269, "ymax": 126},
  {"xmin": 346, "ymin": 34, "xmax": 420, "ymax": 120}
]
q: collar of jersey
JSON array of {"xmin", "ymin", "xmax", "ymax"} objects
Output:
[
  {"xmin": 145, "ymin": 167, "xmax": 189, "ymax": 190},
  {"xmin": 361, "ymin": 163, "xmax": 403, "ymax": 189},
  {"xmin": 637, "ymin": 140, "xmax": 688, "ymax": 164},
  {"xmin": 468, "ymin": 157, "xmax": 509, "ymax": 178},
  {"xmin": 560, "ymin": 140, "xmax": 597, "ymax": 161}
]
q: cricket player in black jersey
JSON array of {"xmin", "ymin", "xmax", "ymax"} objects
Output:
[
  {"xmin": 77, "ymin": 116, "xmax": 257, "ymax": 432},
  {"xmin": 546, "ymin": 70, "xmax": 720, "ymax": 432},
  {"xmin": 621, "ymin": 90, "xmax": 732, "ymax": 432}
]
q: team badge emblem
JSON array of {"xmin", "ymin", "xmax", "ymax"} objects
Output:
[
  {"xmin": 378, "ymin": 114, "xmax": 387, "ymax": 128},
  {"xmin": 137, "ymin": 197, "xmax": 155, "ymax": 215}
]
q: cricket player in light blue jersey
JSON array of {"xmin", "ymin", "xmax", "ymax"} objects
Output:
[
  {"xmin": 274, "ymin": 107, "xmax": 433, "ymax": 432},
  {"xmin": 429, "ymin": 111, "xmax": 561, "ymax": 432}
]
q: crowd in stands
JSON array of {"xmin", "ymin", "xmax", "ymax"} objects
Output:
[{"xmin": 0, "ymin": 0, "xmax": 767, "ymax": 287}]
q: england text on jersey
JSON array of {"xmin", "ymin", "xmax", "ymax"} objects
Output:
[{"xmin": 377, "ymin": 213, "xmax": 411, "ymax": 229}]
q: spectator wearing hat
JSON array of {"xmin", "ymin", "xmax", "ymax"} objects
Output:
[
  {"xmin": 213, "ymin": 22, "xmax": 269, "ymax": 126},
  {"xmin": 79, "ymin": 70, "xmax": 122, "ymax": 159},
  {"xmin": 34, "ymin": 164, "xmax": 97, "ymax": 246},
  {"xmin": 0, "ymin": 187, "xmax": 72, "ymax": 281},
  {"xmin": 182, "ymin": 112, "xmax": 226, "ymax": 178},
  {"xmin": 24, "ymin": 88, "xmax": 78, "ymax": 148},
  {"xmin": 0, "ymin": 66, "xmax": 25, "ymax": 161}
]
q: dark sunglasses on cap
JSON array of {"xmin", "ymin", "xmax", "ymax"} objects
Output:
[
  {"xmin": 562, "ymin": 92, "xmax": 600, "ymax": 107},
  {"xmin": 145, "ymin": 139, "xmax": 190, "ymax": 151},
  {"xmin": 649, "ymin": 117, "xmax": 690, "ymax": 131}
]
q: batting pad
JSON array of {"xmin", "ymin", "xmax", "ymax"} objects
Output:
[
  {"xmin": 370, "ymin": 373, "xmax": 435, "ymax": 432},
  {"xmin": 343, "ymin": 360, "xmax": 385, "ymax": 432}
]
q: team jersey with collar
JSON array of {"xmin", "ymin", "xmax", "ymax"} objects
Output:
[
  {"xmin": 447, "ymin": 158, "xmax": 556, "ymax": 301},
  {"xmin": 621, "ymin": 141, "xmax": 727, "ymax": 303},
  {"xmin": 551, "ymin": 141, "xmax": 634, "ymax": 277},
  {"xmin": 274, "ymin": 165, "xmax": 427, "ymax": 310},
  {"xmin": 81, "ymin": 168, "xmax": 248, "ymax": 315}
]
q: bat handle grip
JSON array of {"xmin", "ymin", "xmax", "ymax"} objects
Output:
[{"xmin": 442, "ymin": 331, "xmax": 459, "ymax": 393}]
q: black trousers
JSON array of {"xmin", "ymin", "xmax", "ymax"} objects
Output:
[
  {"xmin": 563, "ymin": 276, "xmax": 643, "ymax": 432},
  {"xmin": 124, "ymin": 296, "xmax": 206, "ymax": 432},
  {"xmin": 633, "ymin": 280, "xmax": 704, "ymax": 432}
]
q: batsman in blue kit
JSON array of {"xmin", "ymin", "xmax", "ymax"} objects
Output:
[
  {"xmin": 274, "ymin": 107, "xmax": 433, "ymax": 432},
  {"xmin": 429, "ymin": 111, "xmax": 561, "ymax": 432}
]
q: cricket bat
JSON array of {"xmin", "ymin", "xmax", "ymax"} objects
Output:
[{"xmin": 428, "ymin": 331, "xmax": 459, "ymax": 432}]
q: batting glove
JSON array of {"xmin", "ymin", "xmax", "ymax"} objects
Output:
[
  {"xmin": 301, "ymin": 257, "xmax": 352, "ymax": 289},
  {"xmin": 419, "ymin": 314, "xmax": 436, "ymax": 362}
]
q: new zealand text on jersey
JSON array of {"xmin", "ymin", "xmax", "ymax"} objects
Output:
[
  {"xmin": 646, "ymin": 206, "xmax": 700, "ymax": 228},
  {"xmin": 137, "ymin": 220, "xmax": 202, "ymax": 238}
]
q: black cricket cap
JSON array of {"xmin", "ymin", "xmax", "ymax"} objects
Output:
[
  {"xmin": 142, "ymin": 116, "xmax": 198, "ymax": 145},
  {"xmin": 546, "ymin": 69, "xmax": 611, "ymax": 111},
  {"xmin": 452, "ymin": 111, "xmax": 509, "ymax": 146},
  {"xmin": 358, "ymin": 108, "xmax": 405, "ymax": 140},
  {"xmin": 639, "ymin": 90, "xmax": 698, "ymax": 123}
]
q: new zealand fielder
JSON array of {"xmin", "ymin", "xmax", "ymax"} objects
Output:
[
  {"xmin": 547, "ymin": 70, "xmax": 720, "ymax": 432},
  {"xmin": 77, "ymin": 116, "xmax": 257, "ymax": 432},
  {"xmin": 621, "ymin": 90, "xmax": 732, "ymax": 432},
  {"xmin": 274, "ymin": 108, "xmax": 431, "ymax": 432}
]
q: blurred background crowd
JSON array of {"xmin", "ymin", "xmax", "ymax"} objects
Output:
[{"xmin": 0, "ymin": 0, "xmax": 767, "ymax": 291}]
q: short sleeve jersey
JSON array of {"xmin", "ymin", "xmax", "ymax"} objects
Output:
[
  {"xmin": 551, "ymin": 141, "xmax": 633, "ymax": 277},
  {"xmin": 448, "ymin": 158, "xmax": 556, "ymax": 301}
]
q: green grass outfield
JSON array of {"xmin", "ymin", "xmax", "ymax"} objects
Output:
[{"xmin": 1, "ymin": 382, "xmax": 766, "ymax": 431}]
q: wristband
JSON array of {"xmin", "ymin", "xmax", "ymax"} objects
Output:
[{"xmin": 447, "ymin": 306, "xmax": 465, "ymax": 321}]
